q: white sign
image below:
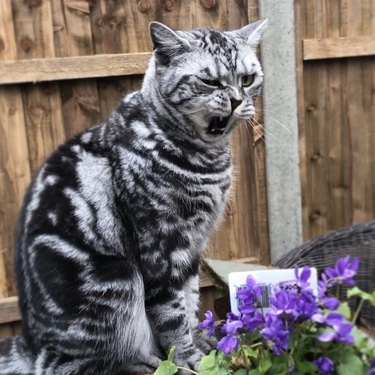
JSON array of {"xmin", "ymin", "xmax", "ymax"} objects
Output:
[{"xmin": 228, "ymin": 268, "xmax": 318, "ymax": 314}]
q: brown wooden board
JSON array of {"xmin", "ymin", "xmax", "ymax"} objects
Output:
[
  {"xmin": 0, "ymin": 1, "xmax": 32, "ymax": 298},
  {"xmin": 297, "ymin": 0, "xmax": 375, "ymax": 240}
]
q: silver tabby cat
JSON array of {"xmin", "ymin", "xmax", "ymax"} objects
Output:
[{"xmin": 0, "ymin": 19, "xmax": 267, "ymax": 375}]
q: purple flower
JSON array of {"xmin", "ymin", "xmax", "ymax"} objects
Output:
[
  {"xmin": 313, "ymin": 357, "xmax": 335, "ymax": 375},
  {"xmin": 368, "ymin": 358, "xmax": 375, "ymax": 375},
  {"xmin": 198, "ymin": 310, "xmax": 216, "ymax": 336},
  {"xmin": 313, "ymin": 312, "xmax": 344, "ymax": 326},
  {"xmin": 216, "ymin": 318, "xmax": 243, "ymax": 355},
  {"xmin": 294, "ymin": 266, "xmax": 311, "ymax": 289},
  {"xmin": 325, "ymin": 313, "xmax": 346, "ymax": 326},
  {"xmin": 260, "ymin": 315, "xmax": 290, "ymax": 355},
  {"xmin": 318, "ymin": 313, "xmax": 354, "ymax": 344},
  {"xmin": 241, "ymin": 310, "xmax": 265, "ymax": 331},
  {"xmin": 324, "ymin": 256, "xmax": 360, "ymax": 286},
  {"xmin": 222, "ymin": 319, "xmax": 243, "ymax": 335},
  {"xmin": 320, "ymin": 296, "xmax": 340, "ymax": 310},
  {"xmin": 318, "ymin": 272, "xmax": 335, "ymax": 297},
  {"xmin": 217, "ymin": 334, "xmax": 239, "ymax": 355},
  {"xmin": 269, "ymin": 289, "xmax": 301, "ymax": 321},
  {"xmin": 295, "ymin": 289, "xmax": 318, "ymax": 319},
  {"xmin": 237, "ymin": 275, "xmax": 262, "ymax": 314}
]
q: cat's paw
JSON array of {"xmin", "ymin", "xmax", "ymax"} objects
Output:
[
  {"xmin": 192, "ymin": 328, "xmax": 217, "ymax": 354},
  {"xmin": 174, "ymin": 347, "xmax": 204, "ymax": 374}
]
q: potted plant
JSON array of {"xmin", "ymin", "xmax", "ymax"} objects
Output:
[{"xmin": 155, "ymin": 256, "xmax": 375, "ymax": 375}]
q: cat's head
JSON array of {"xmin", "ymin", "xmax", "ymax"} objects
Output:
[{"xmin": 143, "ymin": 20, "xmax": 267, "ymax": 143}]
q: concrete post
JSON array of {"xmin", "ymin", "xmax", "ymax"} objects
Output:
[{"xmin": 258, "ymin": 0, "xmax": 303, "ymax": 262}]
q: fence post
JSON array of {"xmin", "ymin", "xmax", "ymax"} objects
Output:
[{"xmin": 259, "ymin": 0, "xmax": 303, "ymax": 262}]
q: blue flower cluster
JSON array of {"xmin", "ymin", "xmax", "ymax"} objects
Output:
[{"xmin": 199, "ymin": 256, "xmax": 364, "ymax": 375}]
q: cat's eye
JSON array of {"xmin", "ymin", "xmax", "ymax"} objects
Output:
[
  {"xmin": 201, "ymin": 79, "xmax": 221, "ymax": 87},
  {"xmin": 241, "ymin": 74, "xmax": 255, "ymax": 87}
]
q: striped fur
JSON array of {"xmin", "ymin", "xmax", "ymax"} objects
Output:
[{"xmin": 0, "ymin": 20, "xmax": 267, "ymax": 374}]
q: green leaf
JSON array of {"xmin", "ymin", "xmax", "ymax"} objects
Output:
[
  {"xmin": 241, "ymin": 346, "xmax": 259, "ymax": 359},
  {"xmin": 248, "ymin": 370, "xmax": 261, "ymax": 375},
  {"xmin": 348, "ymin": 287, "xmax": 375, "ymax": 306},
  {"xmin": 198, "ymin": 351, "xmax": 217, "ymax": 372},
  {"xmin": 295, "ymin": 359, "xmax": 318, "ymax": 374},
  {"xmin": 268, "ymin": 364, "xmax": 288, "ymax": 375},
  {"xmin": 217, "ymin": 351, "xmax": 231, "ymax": 367},
  {"xmin": 154, "ymin": 360, "xmax": 179, "ymax": 375},
  {"xmin": 352, "ymin": 326, "xmax": 368, "ymax": 348},
  {"xmin": 199, "ymin": 366, "xmax": 229, "ymax": 375},
  {"xmin": 337, "ymin": 353, "xmax": 366, "ymax": 375},
  {"xmin": 348, "ymin": 287, "xmax": 372, "ymax": 301},
  {"xmin": 198, "ymin": 351, "xmax": 229, "ymax": 375},
  {"xmin": 233, "ymin": 369, "xmax": 249, "ymax": 375},
  {"xmin": 336, "ymin": 302, "xmax": 351, "ymax": 319},
  {"xmin": 258, "ymin": 356, "xmax": 272, "ymax": 374}
]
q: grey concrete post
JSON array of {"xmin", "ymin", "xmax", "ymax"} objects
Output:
[{"xmin": 258, "ymin": 0, "xmax": 303, "ymax": 262}]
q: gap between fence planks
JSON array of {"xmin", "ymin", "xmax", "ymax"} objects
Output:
[
  {"xmin": 303, "ymin": 36, "xmax": 375, "ymax": 60},
  {"xmin": 0, "ymin": 52, "xmax": 152, "ymax": 85}
]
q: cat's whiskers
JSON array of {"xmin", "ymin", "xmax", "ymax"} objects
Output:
[
  {"xmin": 246, "ymin": 118, "xmax": 283, "ymax": 145},
  {"xmin": 244, "ymin": 118, "xmax": 265, "ymax": 144},
  {"xmin": 254, "ymin": 109, "xmax": 295, "ymax": 137}
]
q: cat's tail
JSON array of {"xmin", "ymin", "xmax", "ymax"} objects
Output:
[{"xmin": 0, "ymin": 336, "xmax": 34, "ymax": 374}]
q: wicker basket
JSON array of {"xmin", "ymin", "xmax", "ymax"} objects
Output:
[{"xmin": 272, "ymin": 221, "xmax": 375, "ymax": 327}]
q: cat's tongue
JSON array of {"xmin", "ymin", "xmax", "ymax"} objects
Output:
[{"xmin": 207, "ymin": 116, "xmax": 231, "ymax": 135}]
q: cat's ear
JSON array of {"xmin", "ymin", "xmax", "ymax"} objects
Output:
[
  {"xmin": 236, "ymin": 19, "xmax": 268, "ymax": 47},
  {"xmin": 149, "ymin": 21, "xmax": 190, "ymax": 64}
]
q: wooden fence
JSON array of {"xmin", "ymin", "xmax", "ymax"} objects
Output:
[
  {"xmin": 295, "ymin": 0, "xmax": 375, "ymax": 239},
  {"xmin": 0, "ymin": 0, "xmax": 268, "ymax": 337}
]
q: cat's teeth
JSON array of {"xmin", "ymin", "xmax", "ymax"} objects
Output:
[{"xmin": 220, "ymin": 117, "xmax": 223, "ymax": 122}]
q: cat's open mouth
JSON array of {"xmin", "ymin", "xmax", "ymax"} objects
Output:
[{"xmin": 207, "ymin": 115, "xmax": 231, "ymax": 136}]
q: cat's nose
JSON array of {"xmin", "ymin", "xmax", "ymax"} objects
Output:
[{"xmin": 230, "ymin": 98, "xmax": 242, "ymax": 112}]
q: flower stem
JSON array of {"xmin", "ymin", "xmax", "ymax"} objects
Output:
[
  {"xmin": 351, "ymin": 298, "xmax": 364, "ymax": 324},
  {"xmin": 177, "ymin": 366, "xmax": 199, "ymax": 375},
  {"xmin": 250, "ymin": 342, "xmax": 263, "ymax": 349}
]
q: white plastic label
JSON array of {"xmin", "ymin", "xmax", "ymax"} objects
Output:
[{"xmin": 228, "ymin": 268, "xmax": 318, "ymax": 314}]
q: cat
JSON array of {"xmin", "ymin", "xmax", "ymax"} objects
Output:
[{"xmin": 0, "ymin": 19, "xmax": 267, "ymax": 375}]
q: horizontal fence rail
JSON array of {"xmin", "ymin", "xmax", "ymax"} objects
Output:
[
  {"xmin": 0, "ymin": 297, "xmax": 20, "ymax": 324},
  {"xmin": 303, "ymin": 36, "xmax": 375, "ymax": 60},
  {"xmin": 0, "ymin": 53, "xmax": 151, "ymax": 85}
]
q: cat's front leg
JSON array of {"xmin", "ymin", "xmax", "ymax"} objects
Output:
[
  {"xmin": 184, "ymin": 275, "xmax": 217, "ymax": 354},
  {"xmin": 146, "ymin": 286, "xmax": 204, "ymax": 372}
]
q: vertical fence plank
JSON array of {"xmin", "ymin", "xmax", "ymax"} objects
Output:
[
  {"xmin": 347, "ymin": 0, "xmax": 375, "ymax": 224},
  {"xmin": 90, "ymin": 0, "xmax": 155, "ymax": 117},
  {"xmin": 246, "ymin": 0, "xmax": 270, "ymax": 263},
  {"xmin": 302, "ymin": 0, "xmax": 330, "ymax": 238},
  {"xmin": 0, "ymin": 1, "xmax": 31, "ymax": 297},
  {"xmin": 12, "ymin": 0, "xmax": 65, "ymax": 175},
  {"xmin": 51, "ymin": 0, "xmax": 101, "ymax": 137}
]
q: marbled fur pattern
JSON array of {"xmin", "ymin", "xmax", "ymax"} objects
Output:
[{"xmin": 0, "ymin": 20, "xmax": 267, "ymax": 374}]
